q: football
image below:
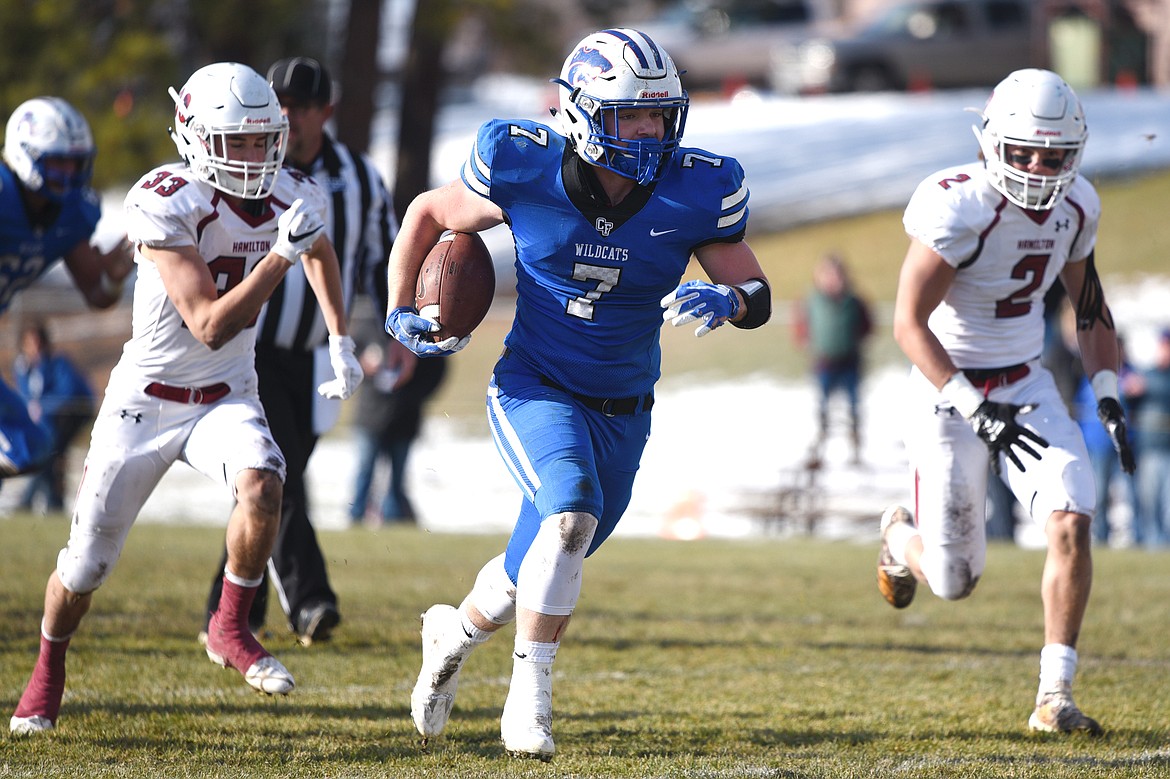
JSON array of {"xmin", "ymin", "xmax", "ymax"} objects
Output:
[{"xmin": 414, "ymin": 231, "xmax": 495, "ymax": 342}]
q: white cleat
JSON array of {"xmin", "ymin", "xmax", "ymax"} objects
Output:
[
  {"xmin": 877, "ymin": 505, "xmax": 918, "ymax": 609},
  {"xmin": 10, "ymin": 715, "xmax": 54, "ymax": 736},
  {"xmin": 410, "ymin": 604, "xmax": 475, "ymax": 738},
  {"xmin": 205, "ymin": 646, "xmax": 295, "ymax": 696},
  {"xmin": 243, "ymin": 656, "xmax": 296, "ymax": 696},
  {"xmin": 501, "ymin": 713, "xmax": 555, "ymax": 762},
  {"xmin": 1028, "ymin": 682, "xmax": 1103, "ymax": 736},
  {"xmin": 500, "ymin": 665, "xmax": 555, "ymax": 761}
]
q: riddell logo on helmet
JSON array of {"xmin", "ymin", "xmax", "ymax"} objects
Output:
[
  {"xmin": 639, "ymin": 90, "xmax": 670, "ymax": 98},
  {"xmin": 1034, "ymin": 129, "xmax": 1062, "ymax": 137},
  {"xmin": 244, "ymin": 118, "xmax": 272, "ymax": 125}
]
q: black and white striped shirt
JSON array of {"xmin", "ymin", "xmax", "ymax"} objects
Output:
[{"xmin": 257, "ymin": 134, "xmax": 395, "ymax": 352}]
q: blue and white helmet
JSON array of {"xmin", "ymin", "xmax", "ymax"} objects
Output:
[
  {"xmin": 3, "ymin": 97, "xmax": 94, "ymax": 199},
  {"xmin": 974, "ymin": 69, "xmax": 1087, "ymax": 211},
  {"xmin": 554, "ymin": 28, "xmax": 689, "ymax": 186},
  {"xmin": 169, "ymin": 62, "xmax": 288, "ymax": 199}
]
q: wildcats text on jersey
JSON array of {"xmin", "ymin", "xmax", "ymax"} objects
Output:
[{"xmin": 575, "ymin": 242, "xmax": 629, "ymax": 262}]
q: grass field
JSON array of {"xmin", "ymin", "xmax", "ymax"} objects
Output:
[{"xmin": 2, "ymin": 517, "xmax": 1169, "ymax": 778}]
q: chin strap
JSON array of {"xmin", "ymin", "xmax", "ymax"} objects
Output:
[{"xmin": 731, "ymin": 278, "xmax": 771, "ymax": 329}]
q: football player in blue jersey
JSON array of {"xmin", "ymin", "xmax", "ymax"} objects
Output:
[
  {"xmin": 386, "ymin": 28, "xmax": 771, "ymax": 760},
  {"xmin": 0, "ymin": 97, "xmax": 133, "ymax": 476}
]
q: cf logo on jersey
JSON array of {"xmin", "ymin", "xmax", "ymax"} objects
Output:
[
  {"xmin": 594, "ymin": 217, "xmax": 614, "ymax": 237},
  {"xmin": 1054, "ymin": 219, "xmax": 1070, "ymax": 232}
]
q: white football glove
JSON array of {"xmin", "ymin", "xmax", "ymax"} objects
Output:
[
  {"xmin": 317, "ymin": 335, "xmax": 363, "ymax": 400},
  {"xmin": 272, "ymin": 198, "xmax": 325, "ymax": 263}
]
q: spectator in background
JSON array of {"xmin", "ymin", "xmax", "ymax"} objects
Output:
[
  {"xmin": 348, "ymin": 335, "xmax": 446, "ymax": 526},
  {"xmin": 1127, "ymin": 328, "xmax": 1170, "ymax": 548},
  {"xmin": 12, "ymin": 322, "xmax": 95, "ymax": 514},
  {"xmin": 1074, "ymin": 336, "xmax": 1139, "ymax": 546},
  {"xmin": 201, "ymin": 56, "xmax": 396, "ymax": 646},
  {"xmin": 794, "ymin": 252, "xmax": 872, "ymax": 465}
]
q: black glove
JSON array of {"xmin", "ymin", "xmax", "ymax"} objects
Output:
[
  {"xmin": 969, "ymin": 401, "xmax": 1050, "ymax": 474},
  {"xmin": 1097, "ymin": 397, "xmax": 1136, "ymax": 474}
]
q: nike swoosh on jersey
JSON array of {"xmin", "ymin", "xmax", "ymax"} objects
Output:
[{"xmin": 650, "ymin": 228, "xmax": 679, "ymax": 237}]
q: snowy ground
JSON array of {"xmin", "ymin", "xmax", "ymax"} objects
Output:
[{"xmin": 1, "ymin": 363, "xmax": 1053, "ymax": 550}]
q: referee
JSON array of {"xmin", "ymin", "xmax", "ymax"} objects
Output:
[{"xmin": 201, "ymin": 56, "xmax": 396, "ymax": 645}]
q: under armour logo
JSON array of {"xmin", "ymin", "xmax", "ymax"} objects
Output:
[
  {"xmin": 120, "ymin": 409, "xmax": 143, "ymax": 423},
  {"xmin": 1054, "ymin": 219, "xmax": 1070, "ymax": 232},
  {"xmin": 594, "ymin": 217, "xmax": 614, "ymax": 237}
]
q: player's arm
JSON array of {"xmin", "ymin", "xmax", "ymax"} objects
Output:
[
  {"xmin": 301, "ymin": 236, "xmax": 348, "ymax": 339},
  {"xmin": 146, "ymin": 243, "xmax": 292, "ymax": 351},
  {"xmin": 892, "ymin": 238, "xmax": 960, "ymax": 389},
  {"xmin": 695, "ymin": 241, "xmax": 769, "ymax": 325},
  {"xmin": 661, "ymin": 241, "xmax": 771, "ymax": 336},
  {"xmin": 302, "ymin": 235, "xmax": 363, "ymax": 400},
  {"xmin": 62, "ymin": 236, "xmax": 135, "ymax": 310},
  {"xmin": 1060, "ymin": 251, "xmax": 1119, "ymax": 380},
  {"xmin": 1061, "ymin": 251, "xmax": 1134, "ymax": 472},
  {"xmin": 386, "ymin": 179, "xmax": 504, "ymax": 312}
]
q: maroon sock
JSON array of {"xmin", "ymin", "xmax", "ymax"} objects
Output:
[
  {"xmin": 207, "ymin": 577, "xmax": 266, "ymax": 670},
  {"xmin": 13, "ymin": 635, "xmax": 71, "ymax": 724}
]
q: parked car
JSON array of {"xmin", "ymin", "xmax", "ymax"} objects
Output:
[
  {"xmin": 769, "ymin": 0, "xmax": 1035, "ymax": 94},
  {"xmin": 636, "ymin": 0, "xmax": 836, "ymax": 91}
]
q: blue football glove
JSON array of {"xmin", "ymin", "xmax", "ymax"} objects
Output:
[
  {"xmin": 660, "ymin": 280, "xmax": 741, "ymax": 337},
  {"xmin": 385, "ymin": 306, "xmax": 469, "ymax": 356}
]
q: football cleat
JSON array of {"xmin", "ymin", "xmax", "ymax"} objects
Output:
[
  {"xmin": 10, "ymin": 715, "xmax": 54, "ymax": 736},
  {"xmin": 877, "ymin": 505, "xmax": 918, "ymax": 609},
  {"xmin": 500, "ymin": 675, "xmax": 555, "ymax": 762},
  {"xmin": 204, "ymin": 611, "xmax": 295, "ymax": 695},
  {"xmin": 410, "ymin": 604, "xmax": 476, "ymax": 738},
  {"xmin": 1028, "ymin": 682, "xmax": 1103, "ymax": 736}
]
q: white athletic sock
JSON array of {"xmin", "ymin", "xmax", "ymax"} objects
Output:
[
  {"xmin": 885, "ymin": 521, "xmax": 918, "ymax": 567},
  {"xmin": 1038, "ymin": 643, "xmax": 1077, "ymax": 694},
  {"xmin": 459, "ymin": 611, "xmax": 493, "ymax": 644}
]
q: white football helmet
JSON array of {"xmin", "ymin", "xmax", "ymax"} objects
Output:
[
  {"xmin": 3, "ymin": 97, "xmax": 94, "ymax": 199},
  {"xmin": 554, "ymin": 28, "xmax": 689, "ymax": 186},
  {"xmin": 974, "ymin": 69, "xmax": 1087, "ymax": 210},
  {"xmin": 169, "ymin": 62, "xmax": 288, "ymax": 199}
]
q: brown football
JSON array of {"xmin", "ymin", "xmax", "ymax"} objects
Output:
[{"xmin": 414, "ymin": 231, "xmax": 495, "ymax": 342}]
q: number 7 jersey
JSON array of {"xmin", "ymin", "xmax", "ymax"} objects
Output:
[
  {"xmin": 903, "ymin": 161, "xmax": 1099, "ymax": 369},
  {"xmin": 462, "ymin": 118, "xmax": 749, "ymax": 399}
]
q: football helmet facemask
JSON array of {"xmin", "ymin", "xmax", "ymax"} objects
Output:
[
  {"xmin": 975, "ymin": 68, "xmax": 1087, "ymax": 211},
  {"xmin": 3, "ymin": 97, "xmax": 95, "ymax": 200},
  {"xmin": 169, "ymin": 62, "xmax": 288, "ymax": 199},
  {"xmin": 553, "ymin": 28, "xmax": 688, "ymax": 186}
]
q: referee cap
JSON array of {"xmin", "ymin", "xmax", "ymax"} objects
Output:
[{"xmin": 268, "ymin": 57, "xmax": 332, "ymax": 106}]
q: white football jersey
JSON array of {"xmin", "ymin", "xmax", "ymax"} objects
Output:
[
  {"xmin": 903, "ymin": 162, "xmax": 1100, "ymax": 369},
  {"xmin": 113, "ymin": 163, "xmax": 327, "ymax": 390}
]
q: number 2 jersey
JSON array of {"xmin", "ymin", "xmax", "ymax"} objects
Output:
[
  {"xmin": 903, "ymin": 161, "xmax": 1099, "ymax": 370},
  {"xmin": 462, "ymin": 118, "xmax": 750, "ymax": 399},
  {"xmin": 113, "ymin": 163, "xmax": 328, "ymax": 392}
]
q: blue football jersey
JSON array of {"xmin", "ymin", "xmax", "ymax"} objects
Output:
[
  {"xmin": 462, "ymin": 118, "xmax": 749, "ymax": 398},
  {"xmin": 0, "ymin": 163, "xmax": 101, "ymax": 315}
]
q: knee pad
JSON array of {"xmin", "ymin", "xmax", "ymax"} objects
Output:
[
  {"xmin": 515, "ymin": 512, "xmax": 598, "ymax": 616},
  {"xmin": 56, "ymin": 534, "xmax": 123, "ymax": 594},
  {"xmin": 467, "ymin": 553, "xmax": 517, "ymax": 625},
  {"xmin": 922, "ymin": 550, "xmax": 980, "ymax": 601}
]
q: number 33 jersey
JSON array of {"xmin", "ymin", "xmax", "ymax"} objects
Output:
[
  {"xmin": 115, "ymin": 163, "xmax": 327, "ymax": 390},
  {"xmin": 462, "ymin": 118, "xmax": 750, "ymax": 399},
  {"xmin": 903, "ymin": 161, "xmax": 1100, "ymax": 370}
]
